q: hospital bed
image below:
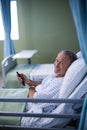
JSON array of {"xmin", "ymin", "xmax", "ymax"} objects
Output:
[
  {"xmin": 1, "ymin": 55, "xmax": 54, "ymax": 88},
  {"xmin": 0, "ymin": 51, "xmax": 87, "ymax": 130}
]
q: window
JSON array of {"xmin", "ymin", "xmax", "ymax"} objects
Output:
[{"xmin": 0, "ymin": 0, "xmax": 19, "ymax": 40}]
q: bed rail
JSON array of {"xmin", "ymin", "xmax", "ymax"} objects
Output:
[
  {"xmin": 0, "ymin": 126, "xmax": 78, "ymax": 130},
  {"xmin": 0, "ymin": 98, "xmax": 84, "ymax": 130}
]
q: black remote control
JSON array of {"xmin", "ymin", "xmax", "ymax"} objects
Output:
[{"xmin": 16, "ymin": 72, "xmax": 25, "ymax": 86}]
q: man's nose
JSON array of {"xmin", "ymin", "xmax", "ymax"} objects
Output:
[{"xmin": 56, "ymin": 62, "xmax": 60, "ymax": 67}]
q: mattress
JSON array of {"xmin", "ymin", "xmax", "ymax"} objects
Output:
[
  {"xmin": 0, "ymin": 88, "xmax": 28, "ymax": 125},
  {"xmin": 30, "ymin": 64, "xmax": 54, "ymax": 82}
]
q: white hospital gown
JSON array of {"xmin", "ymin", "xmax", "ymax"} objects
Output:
[
  {"xmin": 24, "ymin": 74, "xmax": 64, "ymax": 113},
  {"xmin": 21, "ymin": 75, "xmax": 64, "ymax": 127}
]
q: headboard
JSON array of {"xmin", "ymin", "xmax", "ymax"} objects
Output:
[{"xmin": 1, "ymin": 55, "xmax": 17, "ymax": 82}]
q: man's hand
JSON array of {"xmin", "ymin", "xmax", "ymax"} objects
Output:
[
  {"xmin": 17, "ymin": 73, "xmax": 40, "ymax": 87},
  {"xmin": 17, "ymin": 73, "xmax": 27, "ymax": 85}
]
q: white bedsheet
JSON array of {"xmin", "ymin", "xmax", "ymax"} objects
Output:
[{"xmin": 30, "ymin": 64, "xmax": 54, "ymax": 82}]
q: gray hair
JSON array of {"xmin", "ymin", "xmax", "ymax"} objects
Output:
[{"xmin": 60, "ymin": 50, "xmax": 77, "ymax": 64}]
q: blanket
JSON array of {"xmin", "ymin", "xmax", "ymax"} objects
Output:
[{"xmin": 0, "ymin": 88, "xmax": 28, "ymax": 125}]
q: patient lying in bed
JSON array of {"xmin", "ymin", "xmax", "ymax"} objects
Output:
[
  {"xmin": 20, "ymin": 51, "xmax": 87, "ymax": 128},
  {"xmin": 16, "ymin": 50, "xmax": 77, "ymax": 120},
  {"xmin": 0, "ymin": 51, "xmax": 87, "ymax": 128}
]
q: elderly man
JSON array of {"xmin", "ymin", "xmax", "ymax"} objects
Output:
[
  {"xmin": 17, "ymin": 50, "xmax": 77, "ymax": 127},
  {"xmin": 17, "ymin": 50, "xmax": 77, "ymax": 100}
]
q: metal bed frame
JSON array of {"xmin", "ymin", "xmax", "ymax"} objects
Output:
[{"xmin": 0, "ymin": 98, "xmax": 84, "ymax": 130}]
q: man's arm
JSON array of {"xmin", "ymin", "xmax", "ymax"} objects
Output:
[
  {"xmin": 25, "ymin": 78, "xmax": 40, "ymax": 87},
  {"xmin": 17, "ymin": 73, "xmax": 40, "ymax": 87},
  {"xmin": 27, "ymin": 87, "xmax": 36, "ymax": 98}
]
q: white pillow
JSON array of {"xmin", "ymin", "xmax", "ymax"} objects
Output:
[
  {"xmin": 76, "ymin": 51, "xmax": 83, "ymax": 58},
  {"xmin": 59, "ymin": 58, "xmax": 87, "ymax": 98}
]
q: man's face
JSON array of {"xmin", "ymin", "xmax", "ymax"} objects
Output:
[{"xmin": 54, "ymin": 52, "xmax": 71, "ymax": 77}]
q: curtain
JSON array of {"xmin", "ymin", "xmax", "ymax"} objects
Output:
[
  {"xmin": 78, "ymin": 94, "xmax": 87, "ymax": 130},
  {"xmin": 69, "ymin": 0, "xmax": 87, "ymax": 64},
  {"xmin": 0, "ymin": 0, "xmax": 15, "ymax": 58}
]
